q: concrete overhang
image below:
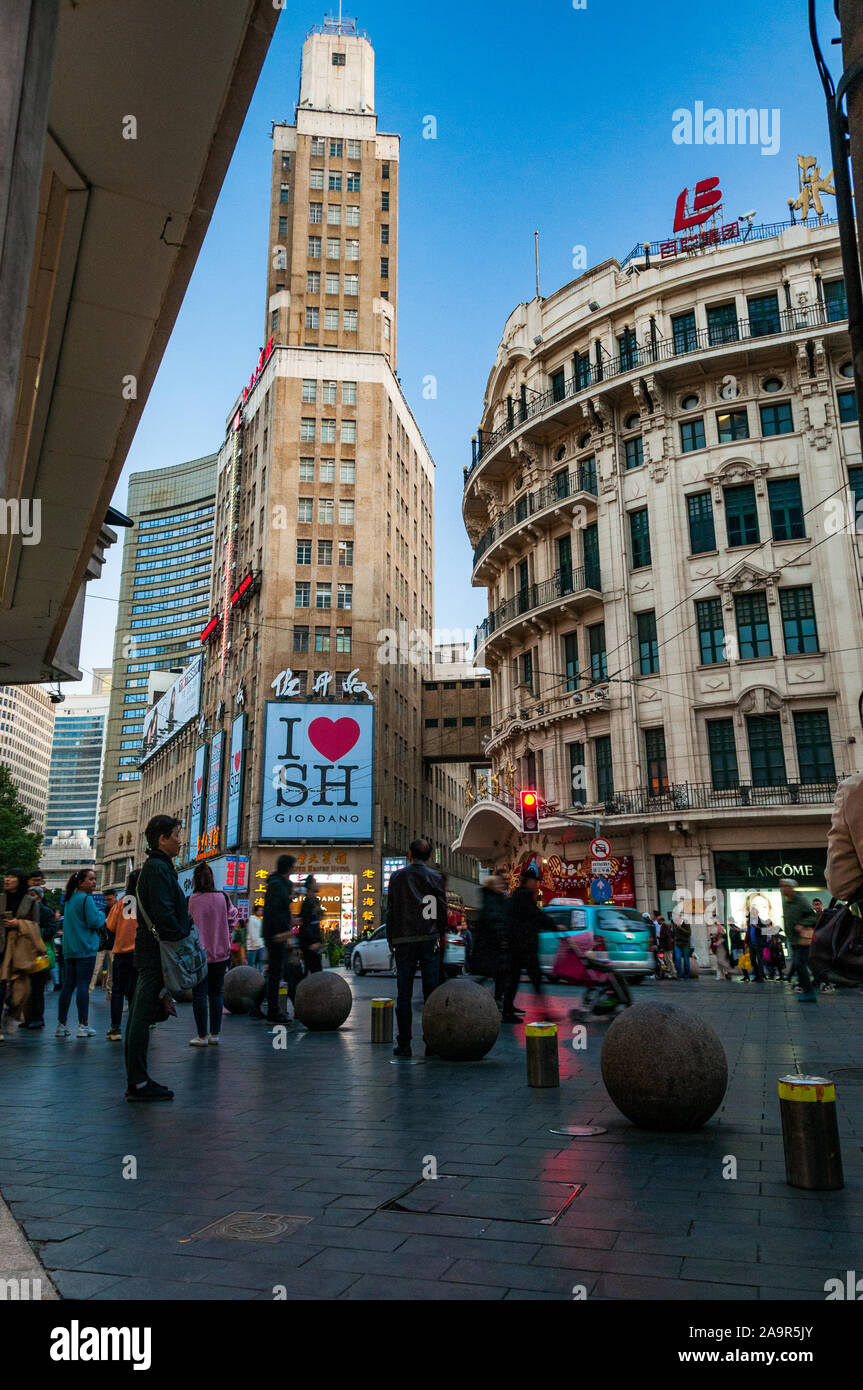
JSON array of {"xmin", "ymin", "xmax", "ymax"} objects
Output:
[{"xmin": 0, "ymin": 0, "xmax": 278, "ymax": 683}]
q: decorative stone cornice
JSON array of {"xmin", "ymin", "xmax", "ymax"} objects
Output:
[
  {"xmin": 705, "ymin": 456, "xmax": 767, "ymax": 503},
  {"xmin": 716, "ymin": 559, "xmax": 783, "ymax": 609}
]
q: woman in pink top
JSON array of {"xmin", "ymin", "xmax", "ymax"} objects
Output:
[{"xmin": 188, "ymin": 862, "xmax": 239, "ymax": 1046}]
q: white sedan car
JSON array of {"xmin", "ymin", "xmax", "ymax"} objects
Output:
[{"xmin": 350, "ymin": 924, "xmax": 465, "ymax": 977}]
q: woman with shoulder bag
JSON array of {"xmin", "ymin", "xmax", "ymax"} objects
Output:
[
  {"xmin": 0, "ymin": 870, "xmax": 46, "ymax": 1037},
  {"xmin": 188, "ymin": 862, "xmax": 238, "ymax": 1046}
]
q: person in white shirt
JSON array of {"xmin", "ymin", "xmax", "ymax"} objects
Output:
[{"xmin": 246, "ymin": 912, "xmax": 265, "ymax": 970}]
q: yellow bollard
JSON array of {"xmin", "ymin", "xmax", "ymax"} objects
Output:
[
  {"xmin": 778, "ymin": 1075, "xmax": 843, "ymax": 1191},
  {"xmin": 526, "ymin": 1021, "xmax": 559, "ymax": 1087},
  {"xmin": 371, "ymin": 997, "xmax": 394, "ymax": 1043}
]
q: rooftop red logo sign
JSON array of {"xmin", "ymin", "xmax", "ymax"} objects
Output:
[
  {"xmin": 241, "ymin": 337, "xmax": 275, "ymax": 403},
  {"xmin": 673, "ymin": 176, "xmax": 722, "ymax": 232}
]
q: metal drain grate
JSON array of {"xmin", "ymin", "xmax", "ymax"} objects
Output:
[
  {"xmin": 377, "ymin": 1175, "xmax": 585, "ymax": 1227},
  {"xmin": 180, "ymin": 1211, "xmax": 312, "ymax": 1244}
]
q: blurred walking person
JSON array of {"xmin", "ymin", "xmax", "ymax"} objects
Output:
[
  {"xmin": 21, "ymin": 886, "xmax": 57, "ymax": 1028},
  {"xmin": 188, "ymin": 862, "xmax": 238, "ymax": 1046},
  {"xmin": 56, "ymin": 869, "xmax": 105, "ymax": 1038},
  {"xmin": 262, "ymin": 854, "xmax": 296, "ymax": 1024},
  {"xmin": 105, "ymin": 871, "xmax": 138, "ymax": 1042},
  {"xmin": 780, "ymin": 878, "xmax": 818, "ymax": 1004},
  {"xmin": 501, "ymin": 867, "xmax": 549, "ymax": 1022},
  {"xmin": 387, "ymin": 838, "xmax": 447, "ymax": 1058},
  {"xmin": 0, "ymin": 871, "xmax": 43, "ymax": 1037},
  {"xmin": 470, "ymin": 873, "xmax": 509, "ymax": 1003},
  {"xmin": 89, "ymin": 887, "xmax": 117, "ymax": 992},
  {"xmin": 245, "ymin": 909, "xmax": 265, "ymax": 970},
  {"xmin": 298, "ymin": 875, "xmax": 324, "ymax": 975},
  {"xmin": 710, "ymin": 922, "xmax": 733, "ymax": 980}
]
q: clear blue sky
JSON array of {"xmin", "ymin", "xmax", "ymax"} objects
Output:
[{"xmin": 79, "ymin": 0, "xmax": 844, "ymax": 680}]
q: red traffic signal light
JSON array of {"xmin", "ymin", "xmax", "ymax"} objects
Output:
[{"xmin": 520, "ymin": 789, "xmax": 540, "ymax": 833}]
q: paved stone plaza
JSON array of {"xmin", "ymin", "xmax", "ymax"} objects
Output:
[{"xmin": 1, "ymin": 972, "xmax": 861, "ymax": 1301}]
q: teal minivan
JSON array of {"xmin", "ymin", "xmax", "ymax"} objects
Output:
[{"xmin": 538, "ymin": 901, "xmax": 655, "ymax": 982}]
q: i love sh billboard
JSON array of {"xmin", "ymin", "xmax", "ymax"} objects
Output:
[{"xmin": 260, "ymin": 702, "xmax": 374, "ymax": 842}]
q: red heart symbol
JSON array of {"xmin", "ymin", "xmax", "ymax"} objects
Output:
[
  {"xmin": 196, "ymin": 778, "xmax": 203, "ymax": 794},
  {"xmin": 308, "ymin": 716, "xmax": 360, "ymax": 762},
  {"xmin": 233, "ymin": 751, "xmax": 241, "ymax": 771}
]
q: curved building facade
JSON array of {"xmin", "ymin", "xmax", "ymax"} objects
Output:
[{"xmin": 457, "ymin": 220, "xmax": 861, "ymax": 946}]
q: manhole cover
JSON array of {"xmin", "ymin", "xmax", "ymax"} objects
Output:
[
  {"xmin": 378, "ymin": 1175, "xmax": 584, "ymax": 1226},
  {"xmin": 549, "ymin": 1126, "xmax": 607, "ymax": 1137},
  {"xmin": 824, "ymin": 1067, "xmax": 863, "ymax": 1082},
  {"xmin": 180, "ymin": 1211, "xmax": 312, "ymax": 1244}
]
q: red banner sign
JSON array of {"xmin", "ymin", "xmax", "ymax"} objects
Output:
[{"xmin": 500, "ymin": 853, "xmax": 635, "ymax": 907}]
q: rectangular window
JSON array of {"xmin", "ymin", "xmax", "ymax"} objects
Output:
[
  {"xmin": 568, "ymin": 742, "xmax": 586, "ymax": 805},
  {"xmin": 687, "ymin": 491, "xmax": 716, "ymax": 553},
  {"xmin": 293, "ymin": 626, "xmax": 309, "ymax": 652},
  {"xmin": 321, "ymin": 379, "xmax": 337, "ymax": 404},
  {"xmin": 345, "ymin": 240, "xmax": 359, "ymax": 260},
  {"xmin": 327, "ymin": 204, "xmax": 341, "ymax": 225},
  {"xmin": 318, "ymin": 498, "xmax": 334, "ymax": 525},
  {"xmin": 747, "ymin": 713, "xmax": 786, "ymax": 786},
  {"xmin": 768, "ymin": 477, "xmax": 805, "ymax": 540},
  {"xmin": 708, "ymin": 719, "xmax": 739, "ymax": 789},
  {"xmin": 325, "ymin": 272, "xmax": 339, "ymax": 294},
  {"xmin": 706, "ymin": 301, "xmax": 739, "ymax": 345},
  {"xmin": 637, "ymin": 611, "xmax": 659, "ymax": 674},
  {"xmin": 327, "ymin": 237, "xmax": 340, "ymax": 258},
  {"xmin": 747, "ymin": 291, "xmax": 780, "ymax": 337},
  {"xmin": 342, "ymin": 380, "xmax": 357, "ymax": 404},
  {"xmin": 330, "ymin": 140, "xmax": 343, "ymax": 157},
  {"xmin": 338, "ymin": 540, "xmax": 354, "ymax": 566},
  {"xmin": 794, "ymin": 710, "xmax": 835, "ymax": 784},
  {"xmin": 315, "ymin": 627, "xmax": 331, "ymax": 653},
  {"xmin": 324, "ymin": 308, "xmax": 339, "ymax": 330},
  {"xmin": 337, "ymin": 583, "xmax": 353, "ymax": 609},
  {"xmin": 735, "ymin": 591, "xmax": 773, "ymax": 659},
  {"xmin": 780, "ymin": 586, "xmax": 819, "ymax": 653},
  {"xmin": 309, "ymin": 169, "xmax": 324, "ymax": 190},
  {"xmin": 551, "ymin": 369, "xmax": 566, "ymax": 402},
  {"xmin": 341, "ymin": 420, "xmax": 357, "ymax": 444},
  {"xmin": 824, "ymin": 278, "xmax": 847, "ymax": 322},
  {"xmin": 346, "ymin": 172, "xmax": 360, "ymax": 192},
  {"xmin": 308, "ymin": 235, "xmax": 321, "ymax": 257},
  {"xmin": 344, "ymin": 309, "xmax": 358, "ymax": 331},
  {"xmin": 563, "ymin": 632, "xmax": 579, "ymax": 692},
  {"xmin": 319, "ymin": 458, "xmax": 335, "ymax": 483},
  {"xmin": 521, "ymin": 650, "xmax": 534, "ymax": 692},
  {"xmin": 671, "ymin": 309, "xmax": 698, "ymax": 353},
  {"xmin": 618, "ymin": 329, "xmax": 637, "ymax": 371},
  {"xmin": 301, "ymin": 378, "xmax": 317, "ymax": 402},
  {"xmin": 336, "ymin": 626, "xmax": 352, "ymax": 652},
  {"xmin": 680, "ymin": 417, "xmax": 706, "ymax": 452},
  {"xmin": 295, "ymin": 582, "xmax": 310, "ymax": 607},
  {"xmin": 724, "ymin": 483, "xmax": 760, "ymax": 546},
  {"xmin": 588, "ymin": 622, "xmax": 607, "ymax": 681},
  {"xmin": 382, "ymin": 191, "xmax": 389, "ymax": 211},
  {"xmin": 339, "ymin": 499, "xmax": 355, "ymax": 525},
  {"xmin": 298, "ymin": 497, "xmax": 313, "ymax": 523},
  {"xmin": 644, "ymin": 727, "xmax": 669, "ymax": 794},
  {"xmin": 316, "ymin": 584, "xmax": 332, "ymax": 609},
  {"xmin": 300, "ymin": 418, "xmax": 316, "ymax": 442},
  {"xmin": 595, "ymin": 736, "xmax": 614, "ymax": 802},
  {"xmin": 716, "ymin": 408, "xmax": 749, "ymax": 442},
  {"xmin": 574, "ymin": 351, "xmax": 591, "ymax": 389},
  {"xmin": 340, "ymin": 460, "xmax": 356, "ymax": 484},
  {"xmin": 629, "ymin": 507, "xmax": 651, "ymax": 568},
  {"xmin": 347, "ymin": 139, "xmax": 362, "ymax": 159},
  {"xmin": 296, "ymin": 540, "xmax": 311, "ymax": 565},
  {"xmin": 695, "ymin": 597, "xmax": 726, "ymax": 664},
  {"xmin": 345, "ymin": 205, "xmax": 360, "ymax": 227},
  {"xmin": 280, "ymin": 183, "xmax": 290, "ymax": 203},
  {"xmin": 381, "ymin": 223, "xmax": 389, "ymax": 244},
  {"xmin": 304, "ymin": 307, "xmax": 319, "ymax": 329},
  {"xmin": 320, "ymin": 419, "xmax": 336, "ymax": 442},
  {"xmin": 625, "ymin": 436, "xmax": 644, "ymax": 469},
  {"xmin": 344, "ymin": 273, "xmax": 358, "ymax": 295},
  {"xmin": 838, "ymin": 388, "xmax": 859, "ymax": 423},
  {"xmin": 299, "ymin": 458, "xmax": 315, "ymax": 482},
  {"xmin": 278, "ymin": 215, "xmax": 288, "ymax": 238},
  {"xmin": 311, "ymin": 137, "xmax": 325, "ymax": 156},
  {"xmin": 332, "ymin": 54, "xmax": 345, "ymax": 68},
  {"xmin": 317, "ymin": 540, "xmax": 333, "ymax": 565},
  {"xmin": 271, "ymin": 309, "xmax": 279, "ymax": 335},
  {"xmin": 328, "ymin": 173, "xmax": 342, "ymax": 191},
  {"xmin": 760, "ymin": 400, "xmax": 794, "ymax": 435},
  {"xmin": 309, "ymin": 202, "xmax": 322, "ymax": 223},
  {"xmin": 584, "ymin": 521, "xmax": 600, "ymax": 589}
]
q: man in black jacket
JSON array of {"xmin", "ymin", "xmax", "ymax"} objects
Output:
[
  {"xmin": 386, "ymin": 838, "xmax": 447, "ymax": 1058},
  {"xmin": 262, "ymin": 854, "xmax": 296, "ymax": 1023},
  {"xmin": 501, "ymin": 867, "xmax": 548, "ymax": 1022},
  {"xmin": 125, "ymin": 815, "xmax": 190, "ymax": 1101}
]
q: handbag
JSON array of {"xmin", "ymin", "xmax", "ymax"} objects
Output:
[
  {"xmin": 28, "ymin": 951, "xmax": 51, "ymax": 974},
  {"xmin": 738, "ymin": 950, "xmax": 751, "ymax": 972},
  {"xmin": 810, "ymin": 891, "xmax": 863, "ymax": 985},
  {"xmin": 136, "ymin": 892, "xmax": 207, "ymax": 993}
]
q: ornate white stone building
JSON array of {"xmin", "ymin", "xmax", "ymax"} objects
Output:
[{"xmin": 456, "ymin": 219, "xmax": 861, "ymax": 946}]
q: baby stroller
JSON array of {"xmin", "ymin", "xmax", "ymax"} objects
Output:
[{"xmin": 553, "ymin": 931, "xmax": 632, "ymax": 1021}]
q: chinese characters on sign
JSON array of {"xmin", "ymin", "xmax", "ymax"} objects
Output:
[
  {"xmin": 361, "ymin": 866, "xmax": 376, "ymax": 932},
  {"xmin": 661, "ymin": 221, "xmax": 740, "ymax": 260},
  {"xmin": 254, "ymin": 867, "xmax": 268, "ymax": 912},
  {"xmin": 260, "ymin": 702, "xmax": 374, "ymax": 842},
  {"xmin": 792, "ymin": 156, "xmax": 835, "ymax": 218},
  {"xmin": 270, "ymin": 667, "xmax": 374, "ymax": 700}
]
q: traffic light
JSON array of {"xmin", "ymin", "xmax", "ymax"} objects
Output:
[{"xmin": 520, "ymin": 789, "xmax": 540, "ymax": 833}]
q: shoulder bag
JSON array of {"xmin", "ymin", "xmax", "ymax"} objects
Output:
[
  {"xmin": 136, "ymin": 892, "xmax": 207, "ymax": 993},
  {"xmin": 810, "ymin": 889, "xmax": 863, "ymax": 985}
]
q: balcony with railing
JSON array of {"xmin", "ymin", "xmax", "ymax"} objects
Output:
[
  {"xmin": 598, "ymin": 779, "xmax": 839, "ymax": 817},
  {"xmin": 474, "ymin": 563, "xmax": 601, "ymax": 656},
  {"xmin": 466, "ymin": 299, "xmax": 848, "ymax": 481},
  {"xmin": 472, "ymin": 459, "xmax": 598, "ymax": 571}
]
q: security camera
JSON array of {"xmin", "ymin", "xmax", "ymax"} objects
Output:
[
  {"xmin": 588, "ymin": 300, "xmax": 601, "ymax": 312},
  {"xmin": 49, "ymin": 691, "xmax": 65, "ymax": 704},
  {"xmin": 533, "ymin": 334, "xmax": 543, "ymax": 346},
  {"xmin": 740, "ymin": 210, "xmax": 756, "ymax": 221}
]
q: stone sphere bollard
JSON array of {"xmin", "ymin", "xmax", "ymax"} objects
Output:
[
  {"xmin": 222, "ymin": 965, "xmax": 266, "ymax": 1015},
  {"xmin": 421, "ymin": 978, "xmax": 501, "ymax": 1061},
  {"xmin": 600, "ymin": 1001, "xmax": 727, "ymax": 1131},
  {"xmin": 294, "ymin": 970, "xmax": 353, "ymax": 1031}
]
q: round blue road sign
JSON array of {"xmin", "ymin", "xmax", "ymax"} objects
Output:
[{"xmin": 590, "ymin": 876, "xmax": 611, "ymax": 903}]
